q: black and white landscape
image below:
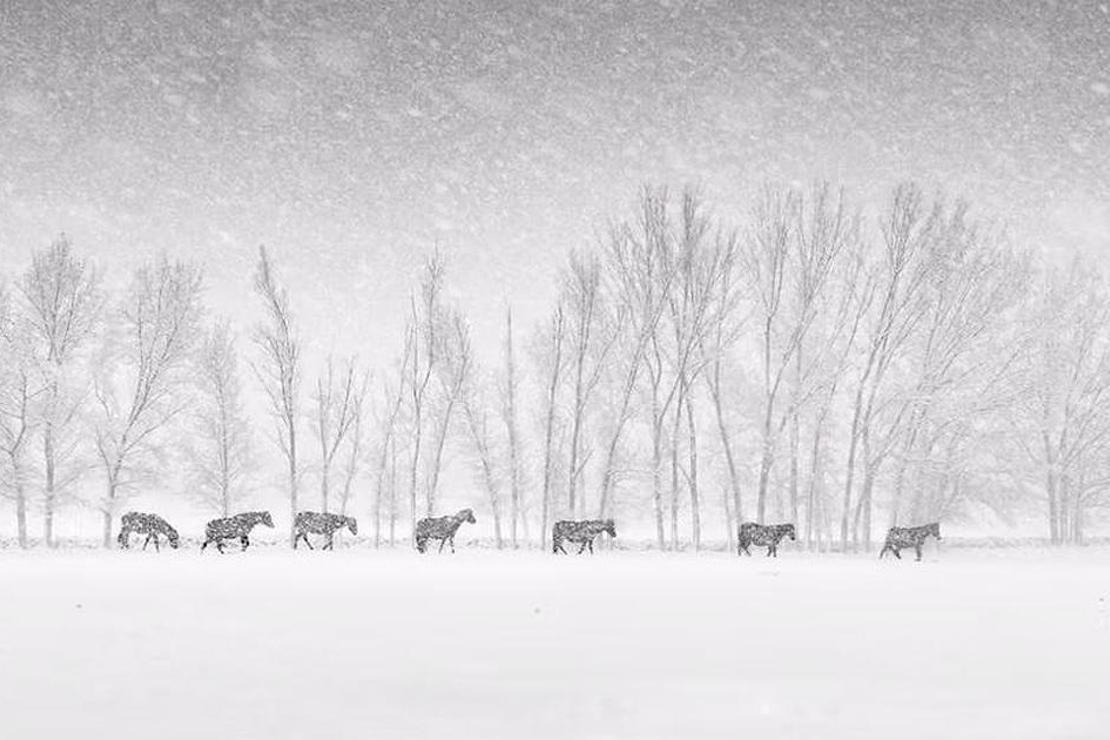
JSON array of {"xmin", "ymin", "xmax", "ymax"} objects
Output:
[{"xmin": 1, "ymin": 1, "xmax": 1108, "ymax": 738}]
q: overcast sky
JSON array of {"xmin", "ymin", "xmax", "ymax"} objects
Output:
[{"xmin": 1, "ymin": 0, "xmax": 1107, "ymax": 366}]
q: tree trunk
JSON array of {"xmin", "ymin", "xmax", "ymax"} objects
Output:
[
  {"xmin": 388, "ymin": 436, "xmax": 398, "ymax": 547},
  {"xmin": 789, "ymin": 350, "xmax": 801, "ymax": 531},
  {"xmin": 756, "ymin": 403, "xmax": 775, "ymax": 523},
  {"xmin": 669, "ymin": 394, "xmax": 683, "ymax": 550},
  {"xmin": 805, "ymin": 412, "xmax": 829, "ymax": 550},
  {"xmin": 506, "ymin": 308, "xmax": 521, "ymax": 549},
  {"xmin": 567, "ymin": 401, "xmax": 584, "ymax": 520},
  {"xmin": 373, "ymin": 459, "xmax": 384, "ymax": 549},
  {"xmin": 43, "ymin": 424, "xmax": 57, "ymax": 548},
  {"xmin": 426, "ymin": 397, "xmax": 457, "ymax": 516},
  {"xmin": 651, "ymin": 396, "xmax": 665, "ymax": 549},
  {"xmin": 16, "ymin": 488, "xmax": 28, "ymax": 549},
  {"xmin": 541, "ymin": 397, "xmax": 557, "ymax": 551},
  {"xmin": 708, "ymin": 380, "xmax": 742, "ymax": 527},
  {"xmin": 409, "ymin": 405, "xmax": 423, "ymax": 545},
  {"xmin": 840, "ymin": 383, "xmax": 867, "ymax": 550},
  {"xmin": 44, "ymin": 506, "xmax": 55, "ymax": 549},
  {"xmin": 288, "ymin": 423, "xmax": 298, "ymax": 547},
  {"xmin": 789, "ymin": 409, "xmax": 799, "ymax": 530},
  {"xmin": 492, "ymin": 505, "xmax": 503, "ymax": 549},
  {"xmin": 1045, "ymin": 465, "xmax": 1058, "ymax": 545},
  {"xmin": 685, "ymin": 380, "xmax": 700, "ymax": 551}
]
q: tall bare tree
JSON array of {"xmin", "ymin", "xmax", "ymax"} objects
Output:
[
  {"xmin": 598, "ymin": 200, "xmax": 680, "ymax": 525},
  {"xmin": 839, "ymin": 184, "xmax": 934, "ymax": 550},
  {"xmin": 455, "ymin": 316, "xmax": 506, "ymax": 547},
  {"xmin": 534, "ymin": 302, "xmax": 568, "ymax": 549},
  {"xmin": 699, "ymin": 251, "xmax": 746, "ymax": 548},
  {"xmin": 313, "ymin": 355, "xmax": 362, "ymax": 513},
  {"xmin": 1008, "ymin": 259, "xmax": 1110, "ymax": 544},
  {"xmin": 662, "ymin": 191, "xmax": 737, "ymax": 549},
  {"xmin": 799, "ymin": 227, "xmax": 873, "ymax": 549},
  {"xmin": 407, "ymin": 252, "xmax": 444, "ymax": 540},
  {"xmin": 745, "ymin": 184, "xmax": 847, "ymax": 524},
  {"xmin": 560, "ymin": 249, "xmax": 621, "ymax": 520},
  {"xmin": 372, "ymin": 328, "xmax": 412, "ymax": 547},
  {"xmin": 252, "ymin": 246, "xmax": 300, "ymax": 545},
  {"xmin": 338, "ymin": 367, "xmax": 370, "ymax": 518},
  {"xmin": 93, "ymin": 257, "xmax": 203, "ymax": 547},
  {"xmin": 0, "ymin": 291, "xmax": 42, "ymax": 547},
  {"xmin": 500, "ymin": 306, "xmax": 524, "ymax": 546},
  {"xmin": 19, "ymin": 235, "xmax": 102, "ymax": 546},
  {"xmin": 426, "ymin": 306, "xmax": 471, "ymax": 516},
  {"xmin": 188, "ymin": 320, "xmax": 253, "ymax": 516},
  {"xmin": 886, "ymin": 210, "xmax": 1028, "ymax": 527}
]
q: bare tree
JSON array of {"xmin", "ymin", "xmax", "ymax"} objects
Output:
[
  {"xmin": 455, "ymin": 317, "xmax": 506, "ymax": 548},
  {"xmin": 838, "ymin": 184, "xmax": 934, "ymax": 550},
  {"xmin": 313, "ymin": 355, "xmax": 362, "ymax": 513},
  {"xmin": 534, "ymin": 302, "xmax": 568, "ymax": 549},
  {"xmin": 744, "ymin": 184, "xmax": 847, "ymax": 524},
  {"xmin": 425, "ymin": 306, "xmax": 471, "ymax": 516},
  {"xmin": 886, "ymin": 210, "xmax": 1028, "ymax": 528},
  {"xmin": 799, "ymin": 228, "xmax": 873, "ymax": 549},
  {"xmin": 1008, "ymin": 259, "xmax": 1110, "ymax": 544},
  {"xmin": 188, "ymin": 320, "xmax": 253, "ymax": 517},
  {"xmin": 662, "ymin": 192, "xmax": 737, "ymax": 549},
  {"xmin": 597, "ymin": 204, "xmax": 680, "ymax": 525},
  {"xmin": 464, "ymin": 379, "xmax": 504, "ymax": 549},
  {"xmin": 500, "ymin": 306, "xmax": 524, "ymax": 546},
  {"xmin": 372, "ymin": 328, "xmax": 412, "ymax": 547},
  {"xmin": 19, "ymin": 235, "xmax": 103, "ymax": 546},
  {"xmin": 252, "ymin": 246, "xmax": 300, "ymax": 545},
  {"xmin": 94, "ymin": 257, "xmax": 203, "ymax": 547},
  {"xmin": 0, "ymin": 292, "xmax": 42, "ymax": 547},
  {"xmin": 406, "ymin": 252, "xmax": 444, "ymax": 541},
  {"xmin": 338, "ymin": 367, "xmax": 371, "ymax": 518},
  {"xmin": 699, "ymin": 252, "xmax": 746, "ymax": 548},
  {"xmin": 560, "ymin": 249, "xmax": 621, "ymax": 520}
]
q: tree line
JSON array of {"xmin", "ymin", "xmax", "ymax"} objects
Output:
[{"xmin": 1, "ymin": 181, "xmax": 1107, "ymax": 550}]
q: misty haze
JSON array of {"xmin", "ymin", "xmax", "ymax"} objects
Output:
[{"xmin": 1, "ymin": 1, "xmax": 1109, "ymax": 739}]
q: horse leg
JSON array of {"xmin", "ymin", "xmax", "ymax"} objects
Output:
[
  {"xmin": 915, "ymin": 544, "xmax": 923, "ymax": 561},
  {"xmin": 324, "ymin": 533, "xmax": 334, "ymax": 551},
  {"xmin": 153, "ymin": 536, "xmax": 160, "ymax": 553},
  {"xmin": 588, "ymin": 539, "xmax": 595, "ymax": 554},
  {"xmin": 438, "ymin": 537, "xmax": 447, "ymax": 554},
  {"xmin": 143, "ymin": 533, "xmax": 152, "ymax": 551}
]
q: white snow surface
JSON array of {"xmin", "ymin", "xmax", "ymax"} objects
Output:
[{"xmin": 1, "ymin": 546, "xmax": 1108, "ymax": 739}]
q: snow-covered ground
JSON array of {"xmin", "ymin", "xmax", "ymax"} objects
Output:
[{"xmin": 1, "ymin": 546, "xmax": 1108, "ymax": 740}]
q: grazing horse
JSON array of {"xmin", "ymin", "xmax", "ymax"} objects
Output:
[
  {"xmin": 117, "ymin": 512, "xmax": 180, "ymax": 552},
  {"xmin": 552, "ymin": 519, "xmax": 616, "ymax": 554},
  {"xmin": 200, "ymin": 511, "xmax": 274, "ymax": 553},
  {"xmin": 293, "ymin": 511, "xmax": 357, "ymax": 550},
  {"xmin": 879, "ymin": 522, "xmax": 941, "ymax": 561},
  {"xmin": 414, "ymin": 509, "xmax": 476, "ymax": 553},
  {"xmin": 737, "ymin": 522, "xmax": 796, "ymax": 557}
]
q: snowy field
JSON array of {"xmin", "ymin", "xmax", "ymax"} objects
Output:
[{"xmin": 1, "ymin": 546, "xmax": 1109, "ymax": 740}]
